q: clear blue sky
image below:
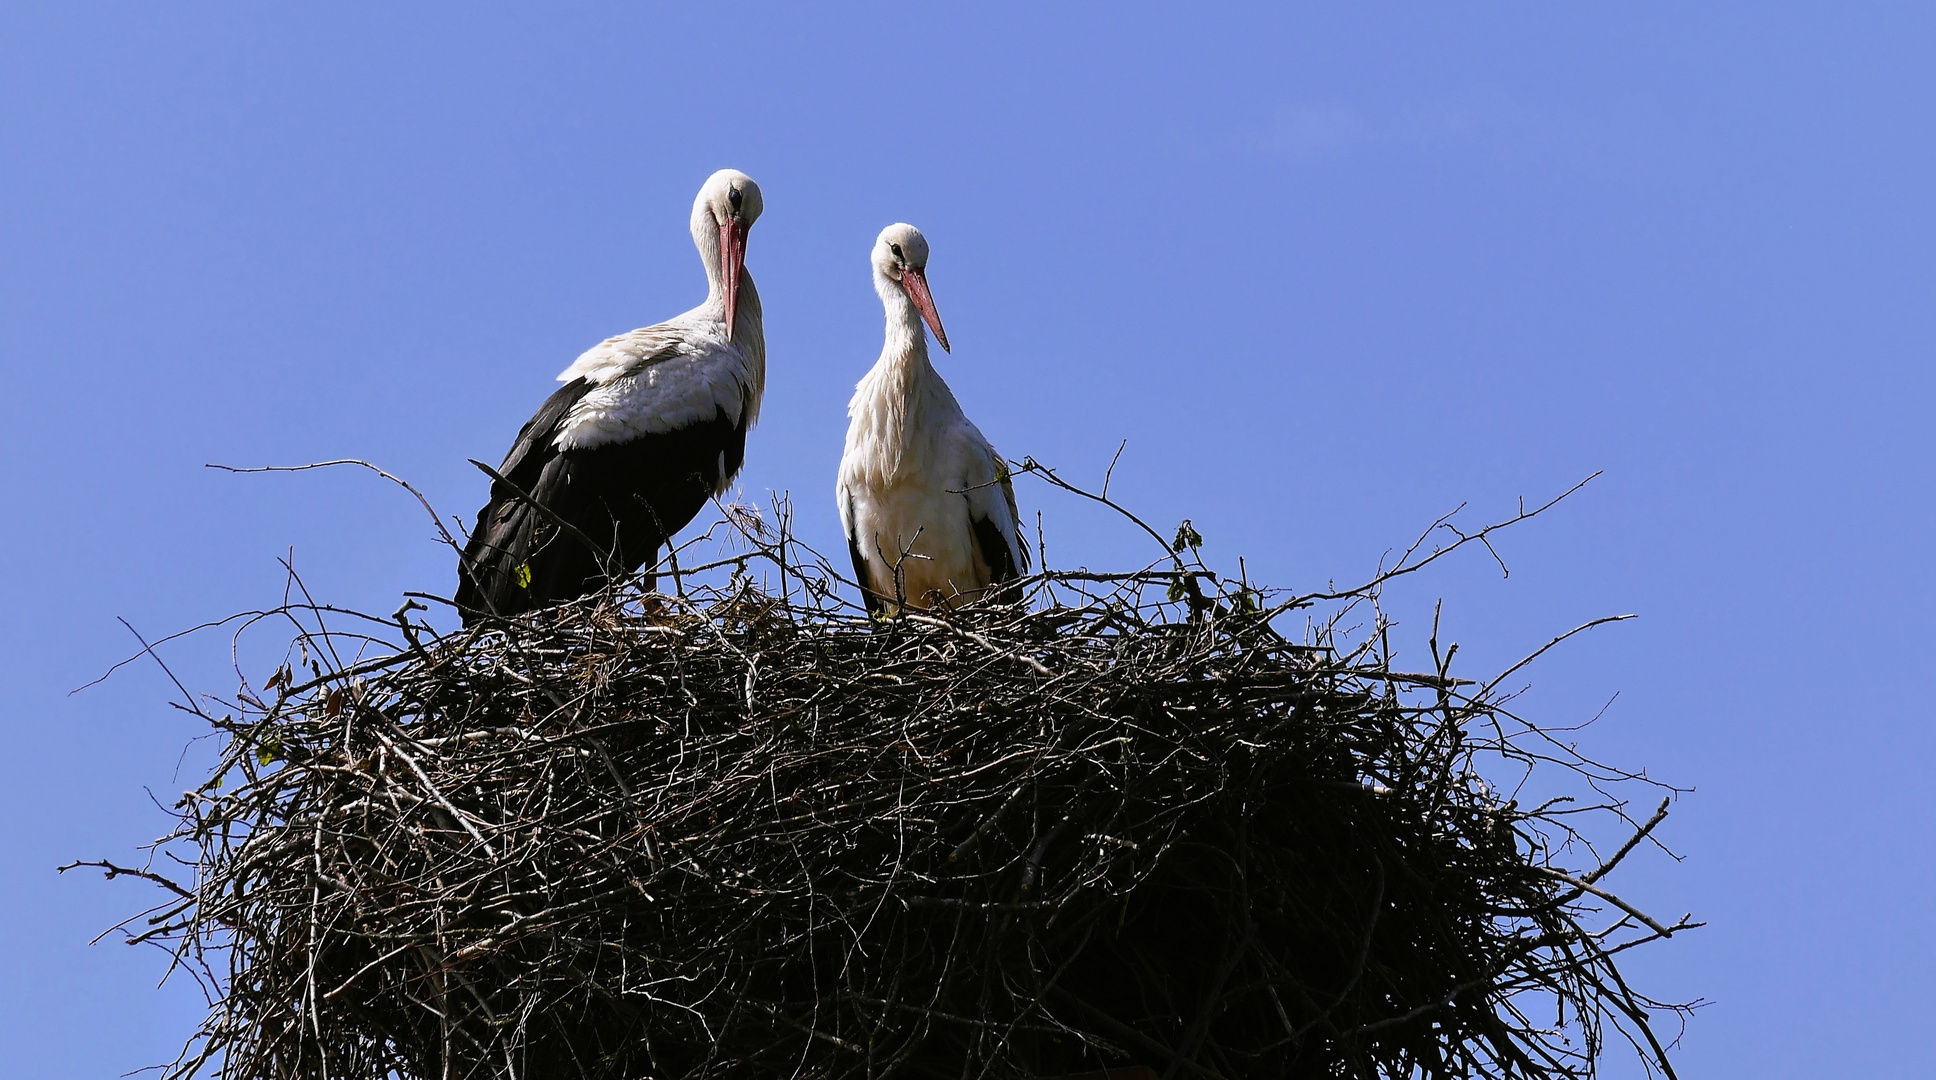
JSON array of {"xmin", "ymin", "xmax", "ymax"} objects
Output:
[{"xmin": 3, "ymin": 3, "xmax": 1930, "ymax": 1075}]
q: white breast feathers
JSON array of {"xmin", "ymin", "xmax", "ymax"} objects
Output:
[{"xmin": 553, "ymin": 323, "xmax": 756, "ymax": 451}]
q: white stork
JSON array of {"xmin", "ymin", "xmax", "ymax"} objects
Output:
[
  {"xmin": 837, "ymin": 224, "xmax": 1028, "ymax": 614},
  {"xmin": 457, "ymin": 169, "xmax": 765, "ymax": 623}
]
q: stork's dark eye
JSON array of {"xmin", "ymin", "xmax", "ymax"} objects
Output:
[
  {"xmin": 728, "ymin": 187, "xmax": 742, "ymax": 211},
  {"xmin": 890, "ymin": 242, "xmax": 905, "ymax": 260}
]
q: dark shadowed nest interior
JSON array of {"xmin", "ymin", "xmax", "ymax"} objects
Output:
[{"xmin": 74, "ymin": 463, "xmax": 1698, "ymax": 1080}]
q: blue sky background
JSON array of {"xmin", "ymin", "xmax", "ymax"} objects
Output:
[{"xmin": 3, "ymin": 3, "xmax": 1931, "ymax": 1075}]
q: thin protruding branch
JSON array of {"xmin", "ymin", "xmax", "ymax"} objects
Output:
[{"xmin": 209, "ymin": 459, "xmax": 464, "ymax": 557}]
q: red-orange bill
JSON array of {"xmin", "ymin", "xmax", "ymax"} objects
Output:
[
  {"xmin": 719, "ymin": 218, "xmax": 749, "ymax": 340},
  {"xmin": 901, "ymin": 266, "xmax": 950, "ymax": 352}
]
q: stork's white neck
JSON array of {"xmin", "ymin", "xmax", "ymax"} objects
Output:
[
  {"xmin": 692, "ymin": 226, "xmax": 762, "ymax": 337},
  {"xmin": 881, "ymin": 279, "xmax": 931, "ymax": 366},
  {"xmin": 697, "ymin": 221, "xmax": 727, "ymax": 296},
  {"xmin": 680, "ymin": 216, "xmax": 763, "ymax": 428},
  {"xmin": 875, "ymin": 271, "xmax": 945, "ymax": 418},
  {"xmin": 703, "ymin": 266, "xmax": 763, "ymax": 342},
  {"xmin": 844, "ymin": 272, "xmax": 959, "ymax": 488}
]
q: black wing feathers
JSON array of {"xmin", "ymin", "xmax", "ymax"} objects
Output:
[
  {"xmin": 844, "ymin": 493, "xmax": 885, "ymax": 617},
  {"xmin": 500, "ymin": 378, "xmax": 591, "ymax": 487},
  {"xmin": 970, "ymin": 474, "xmax": 1028, "ymax": 605},
  {"xmin": 457, "ymin": 379, "xmax": 748, "ymax": 624},
  {"xmin": 456, "ymin": 379, "xmax": 591, "ymax": 622},
  {"xmin": 969, "ymin": 513, "xmax": 1022, "ymax": 593}
]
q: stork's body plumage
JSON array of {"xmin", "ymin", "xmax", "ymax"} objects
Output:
[
  {"xmin": 838, "ymin": 224, "xmax": 1027, "ymax": 613},
  {"xmin": 457, "ymin": 170, "xmax": 765, "ymax": 624}
]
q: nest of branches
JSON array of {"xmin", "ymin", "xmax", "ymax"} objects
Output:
[{"xmin": 79, "ymin": 465, "xmax": 1696, "ymax": 1080}]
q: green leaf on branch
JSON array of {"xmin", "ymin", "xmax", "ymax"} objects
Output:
[{"xmin": 1172, "ymin": 519, "xmax": 1203, "ymax": 553}]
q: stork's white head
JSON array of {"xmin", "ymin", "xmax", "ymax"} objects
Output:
[
  {"xmin": 872, "ymin": 223, "xmax": 949, "ymax": 353},
  {"xmin": 691, "ymin": 169, "xmax": 763, "ymax": 340}
]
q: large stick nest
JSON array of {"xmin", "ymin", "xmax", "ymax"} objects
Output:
[{"xmin": 80, "ymin": 466, "xmax": 1696, "ymax": 1080}]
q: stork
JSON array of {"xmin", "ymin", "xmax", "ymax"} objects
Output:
[
  {"xmin": 837, "ymin": 224, "xmax": 1028, "ymax": 614},
  {"xmin": 457, "ymin": 169, "xmax": 765, "ymax": 624}
]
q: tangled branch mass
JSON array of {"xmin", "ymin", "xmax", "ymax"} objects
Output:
[{"xmin": 81, "ymin": 484, "xmax": 1694, "ymax": 1080}]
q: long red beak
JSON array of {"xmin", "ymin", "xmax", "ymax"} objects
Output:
[
  {"xmin": 901, "ymin": 266, "xmax": 950, "ymax": 352},
  {"xmin": 718, "ymin": 217, "xmax": 749, "ymax": 342}
]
